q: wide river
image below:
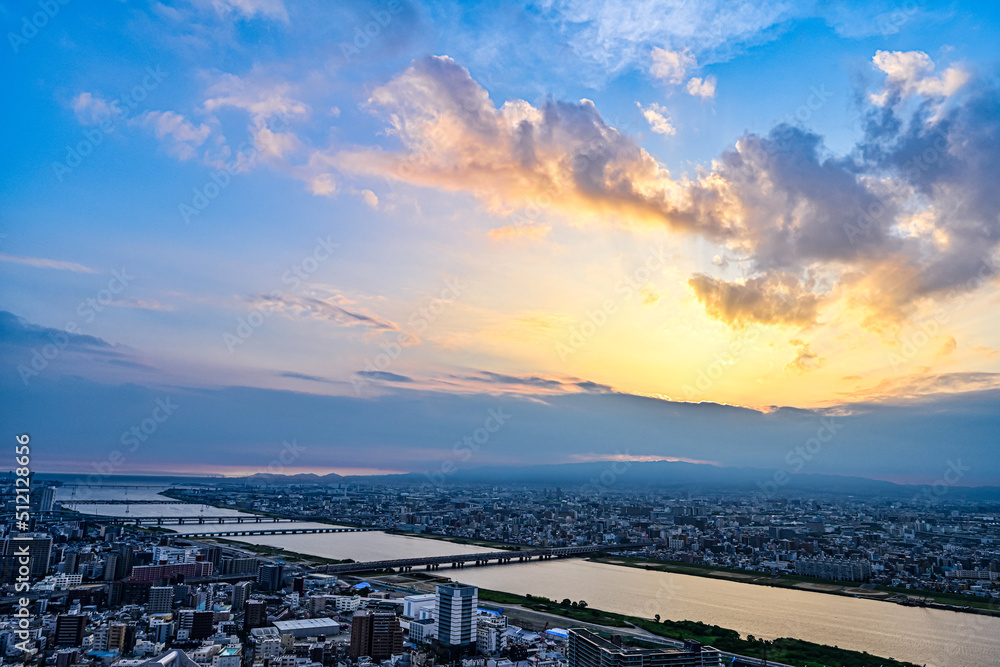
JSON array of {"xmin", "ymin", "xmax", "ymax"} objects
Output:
[{"xmin": 60, "ymin": 486, "xmax": 1000, "ymax": 667}]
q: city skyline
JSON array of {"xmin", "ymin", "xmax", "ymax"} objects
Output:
[{"xmin": 3, "ymin": 1, "xmax": 1000, "ymax": 482}]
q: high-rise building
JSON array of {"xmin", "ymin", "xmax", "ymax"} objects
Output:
[
  {"xmin": 203, "ymin": 546, "xmax": 222, "ymax": 568},
  {"xmin": 220, "ymin": 557, "xmax": 259, "ymax": 576},
  {"xmin": 350, "ymin": 610, "xmax": 404, "ymax": 660},
  {"xmin": 93, "ymin": 624, "xmax": 128, "ymax": 652},
  {"xmin": 244, "ymin": 599, "xmax": 267, "ymax": 629},
  {"xmin": 150, "ymin": 619, "xmax": 174, "ymax": 644},
  {"xmin": 257, "ymin": 563, "xmax": 284, "ymax": 592},
  {"xmin": 148, "ymin": 586, "xmax": 174, "ymax": 614},
  {"xmin": 118, "ymin": 546, "xmax": 136, "ymax": 578},
  {"xmin": 568, "ymin": 629, "xmax": 723, "ymax": 667},
  {"xmin": 2, "ymin": 533, "xmax": 53, "ymax": 581},
  {"xmin": 436, "ymin": 583, "xmax": 477, "ymax": 647},
  {"xmin": 128, "ymin": 561, "xmax": 212, "ymax": 583},
  {"xmin": 308, "ymin": 596, "xmax": 327, "ymax": 614},
  {"xmin": 32, "ymin": 484, "xmax": 56, "ymax": 513},
  {"xmin": 178, "ymin": 610, "xmax": 215, "ymax": 640},
  {"xmin": 231, "ymin": 581, "xmax": 252, "ymax": 611},
  {"xmin": 61, "ymin": 552, "xmax": 78, "ymax": 575},
  {"xmin": 54, "ymin": 615, "xmax": 87, "ymax": 647},
  {"xmin": 103, "ymin": 554, "xmax": 120, "ymax": 582}
]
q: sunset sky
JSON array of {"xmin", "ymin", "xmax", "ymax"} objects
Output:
[{"xmin": 3, "ymin": 0, "xmax": 1000, "ymax": 482}]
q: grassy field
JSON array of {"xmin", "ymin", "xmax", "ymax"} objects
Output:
[{"xmin": 477, "ymin": 588, "xmax": 918, "ymax": 667}]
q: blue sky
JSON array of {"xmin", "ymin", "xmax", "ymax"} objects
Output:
[{"xmin": 2, "ymin": 0, "xmax": 1000, "ymax": 483}]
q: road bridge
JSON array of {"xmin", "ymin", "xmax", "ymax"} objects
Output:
[
  {"xmin": 57, "ymin": 484, "xmax": 215, "ymax": 490},
  {"xmin": 322, "ymin": 542, "xmax": 652, "ymax": 574},
  {"xmin": 59, "ymin": 499, "xmax": 189, "ymax": 505}
]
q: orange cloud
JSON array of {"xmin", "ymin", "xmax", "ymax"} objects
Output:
[
  {"xmin": 688, "ymin": 271, "xmax": 822, "ymax": 327},
  {"xmin": 328, "ymin": 55, "xmax": 1000, "ymax": 335}
]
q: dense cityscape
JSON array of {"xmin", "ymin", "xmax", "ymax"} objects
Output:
[
  {"xmin": 172, "ymin": 482, "xmax": 1000, "ymax": 601},
  {"xmin": 1, "ymin": 479, "xmax": 997, "ymax": 667}
]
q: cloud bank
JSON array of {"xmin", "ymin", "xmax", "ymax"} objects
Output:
[{"xmin": 331, "ymin": 52, "xmax": 998, "ymax": 331}]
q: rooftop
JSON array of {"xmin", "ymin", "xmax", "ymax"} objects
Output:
[{"xmin": 272, "ymin": 618, "xmax": 342, "ymax": 631}]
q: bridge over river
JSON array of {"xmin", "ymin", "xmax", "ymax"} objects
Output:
[
  {"xmin": 320, "ymin": 542, "xmax": 652, "ymax": 574},
  {"xmin": 30, "ymin": 512, "xmax": 313, "ymax": 526},
  {"xmin": 170, "ymin": 526, "xmax": 379, "ymax": 537},
  {"xmin": 61, "ymin": 499, "xmax": 191, "ymax": 505}
]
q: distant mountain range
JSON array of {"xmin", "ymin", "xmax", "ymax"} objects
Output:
[{"xmin": 220, "ymin": 460, "xmax": 1000, "ymax": 501}]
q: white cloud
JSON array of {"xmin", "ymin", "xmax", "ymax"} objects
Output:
[
  {"xmin": 540, "ymin": 0, "xmax": 795, "ymax": 77},
  {"xmin": 309, "ymin": 173, "xmax": 337, "ymax": 197},
  {"xmin": 0, "ymin": 253, "xmax": 96, "ymax": 273},
  {"xmin": 202, "ymin": 72, "xmax": 309, "ymax": 126},
  {"xmin": 869, "ymin": 50, "xmax": 968, "ymax": 106},
  {"xmin": 636, "ymin": 102, "xmax": 675, "ymax": 136},
  {"xmin": 204, "ymin": 0, "xmax": 288, "ymax": 22},
  {"xmin": 686, "ymin": 75, "xmax": 717, "ymax": 99},
  {"xmin": 132, "ymin": 110, "xmax": 212, "ymax": 161},
  {"xmin": 71, "ymin": 93, "xmax": 119, "ymax": 126},
  {"xmin": 649, "ymin": 47, "xmax": 694, "ymax": 85},
  {"xmin": 200, "ymin": 71, "xmax": 310, "ymax": 169},
  {"xmin": 253, "ymin": 290, "xmax": 400, "ymax": 333}
]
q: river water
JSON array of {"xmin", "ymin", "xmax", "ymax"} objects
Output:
[{"xmin": 59, "ymin": 486, "xmax": 1000, "ymax": 667}]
